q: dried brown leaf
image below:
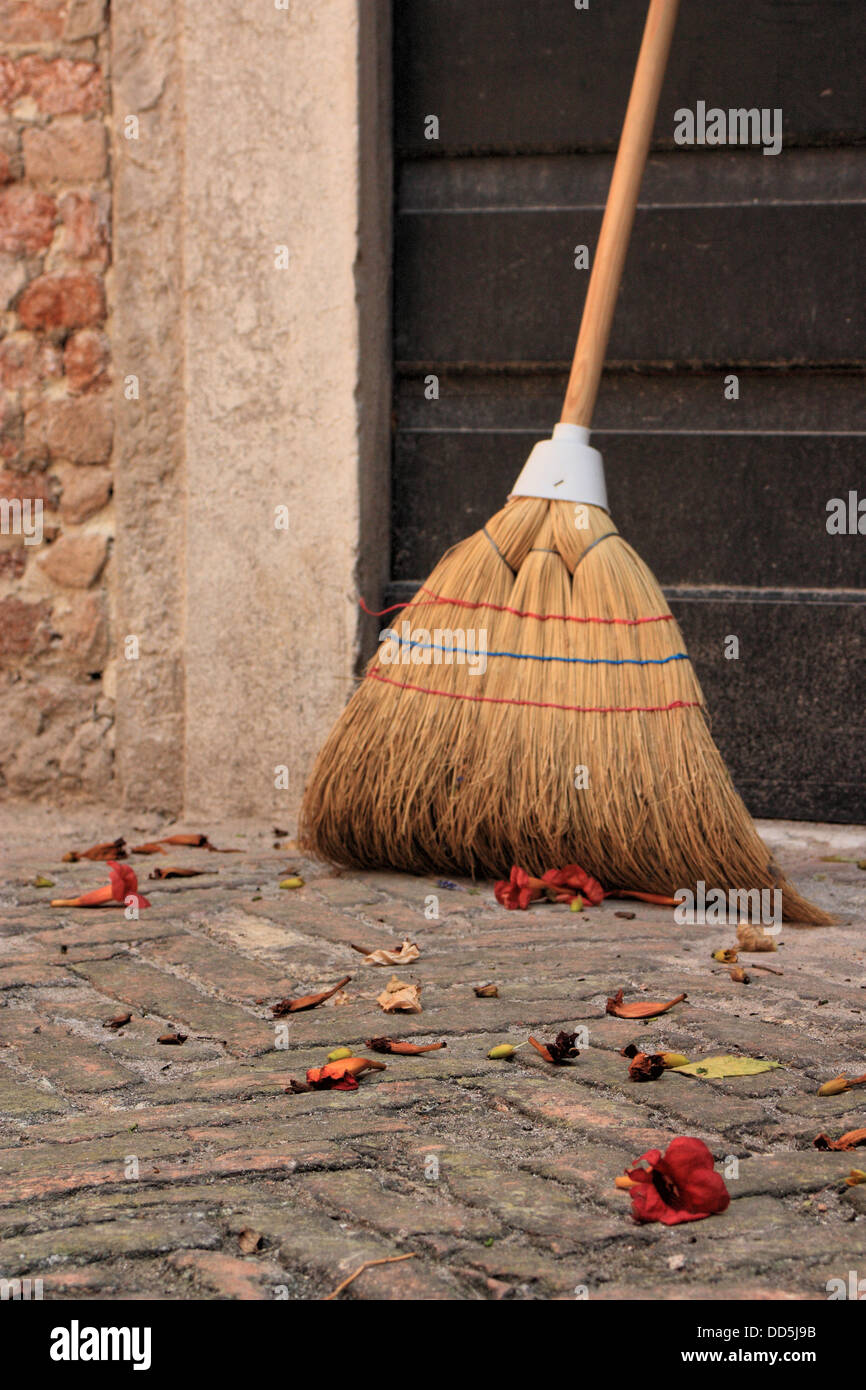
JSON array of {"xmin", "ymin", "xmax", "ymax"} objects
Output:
[
  {"xmin": 606, "ymin": 988, "xmax": 687, "ymax": 1019},
  {"xmin": 271, "ymin": 976, "xmax": 352, "ymax": 1015}
]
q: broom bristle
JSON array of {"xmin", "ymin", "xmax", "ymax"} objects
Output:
[{"xmin": 300, "ymin": 497, "xmax": 830, "ymax": 924}]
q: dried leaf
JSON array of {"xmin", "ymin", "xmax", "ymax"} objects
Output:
[
  {"xmin": 271, "ymin": 975, "xmax": 351, "ymax": 1015},
  {"xmin": 63, "ymin": 838, "xmax": 126, "ymax": 862},
  {"xmin": 157, "ymin": 833, "xmax": 239, "ymax": 852},
  {"xmin": 845, "ymin": 1170, "xmax": 866, "ymax": 1186},
  {"xmin": 362, "ymin": 939, "xmax": 420, "ymax": 966},
  {"xmin": 614, "ymin": 910, "xmax": 636, "ymax": 920},
  {"xmin": 671, "ymin": 1055, "xmax": 781, "ymax": 1079},
  {"xmin": 238, "ymin": 1227, "xmax": 263, "ymax": 1253},
  {"xmin": 813, "ymin": 1128, "xmax": 866, "ymax": 1152},
  {"xmin": 366, "ymin": 1037, "xmax": 446, "ymax": 1055},
  {"xmin": 528, "ymin": 1031, "xmax": 580, "ymax": 1064},
  {"xmin": 148, "ymin": 866, "xmax": 205, "ymax": 879},
  {"xmin": 130, "ymin": 842, "xmax": 167, "ymax": 854},
  {"xmin": 729, "ymin": 966, "xmax": 750, "ymax": 984},
  {"xmin": 157, "ymin": 1032, "xmax": 187, "ymax": 1045},
  {"xmin": 606, "ymin": 988, "xmax": 687, "ymax": 1019},
  {"xmin": 736, "ymin": 924, "xmax": 777, "ymax": 953},
  {"xmin": 32, "ymin": 875, "xmax": 55, "ymax": 888},
  {"xmin": 474, "ymin": 983, "xmax": 498, "ymax": 998},
  {"xmin": 103, "ymin": 1011, "xmax": 132, "ymax": 1030},
  {"xmin": 376, "ymin": 975, "xmax": 422, "ymax": 1014},
  {"xmin": 628, "ymin": 1051, "xmax": 666, "ymax": 1082},
  {"xmin": 285, "ymin": 1079, "xmax": 312, "ymax": 1094}
]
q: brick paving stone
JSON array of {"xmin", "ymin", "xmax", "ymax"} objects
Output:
[
  {"xmin": 293, "ymin": 1167, "xmax": 503, "ymax": 1240},
  {"xmin": 68, "ymin": 957, "xmax": 271, "ymax": 1055},
  {"xmin": 0, "ymin": 1213, "xmax": 221, "ymax": 1275},
  {"xmin": 0, "ymin": 812, "xmax": 864, "ymax": 1299},
  {"xmin": 168, "ymin": 1249, "xmax": 288, "ymax": 1300},
  {"xmin": 138, "ymin": 932, "xmax": 296, "ymax": 1002},
  {"xmin": 224, "ymin": 1202, "xmax": 469, "ymax": 1300},
  {"xmin": 1, "ymin": 1006, "xmax": 139, "ymax": 1093}
]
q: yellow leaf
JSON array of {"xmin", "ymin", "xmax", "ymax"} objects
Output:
[
  {"xmin": 279, "ymin": 876, "xmax": 304, "ymax": 890},
  {"xmin": 671, "ymin": 1054, "xmax": 781, "ymax": 1079},
  {"xmin": 488, "ymin": 1044, "xmax": 516, "ymax": 1060}
]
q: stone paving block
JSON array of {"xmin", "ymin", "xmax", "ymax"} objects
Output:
[
  {"xmin": 435, "ymin": 1148, "xmax": 652, "ymax": 1255},
  {"xmin": 139, "ymin": 933, "xmax": 296, "ymax": 1002},
  {"xmin": 227, "ymin": 1202, "xmax": 469, "ymax": 1300},
  {"xmin": 68, "ymin": 957, "xmax": 271, "ymax": 1055},
  {"xmin": 0, "ymin": 1213, "xmax": 221, "ymax": 1275},
  {"xmin": 168, "ymin": 1249, "xmax": 288, "ymax": 1300},
  {"xmin": 727, "ymin": 1150, "xmax": 859, "ymax": 1198},
  {"xmin": 0, "ymin": 1065, "xmax": 69, "ymax": 1118},
  {"xmin": 33, "ymin": 918, "xmax": 181, "ymax": 949},
  {"xmin": 294, "ymin": 1167, "xmax": 502, "ymax": 1241},
  {"xmin": 0, "ymin": 1006, "xmax": 138, "ymax": 1093}
]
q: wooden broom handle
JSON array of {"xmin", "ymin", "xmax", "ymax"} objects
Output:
[{"xmin": 560, "ymin": 0, "xmax": 680, "ymax": 428}]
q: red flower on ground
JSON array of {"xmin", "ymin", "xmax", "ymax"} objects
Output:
[
  {"xmin": 542, "ymin": 863, "xmax": 605, "ymax": 906},
  {"xmin": 108, "ymin": 861, "xmax": 151, "ymax": 911},
  {"xmin": 620, "ymin": 1137, "xmax": 730, "ymax": 1225},
  {"xmin": 494, "ymin": 866, "xmax": 546, "ymax": 910}
]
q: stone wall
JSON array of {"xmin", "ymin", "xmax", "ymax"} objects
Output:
[
  {"xmin": 1, "ymin": 1, "xmax": 391, "ymax": 823},
  {"xmin": 0, "ymin": 0, "xmax": 113, "ymax": 798}
]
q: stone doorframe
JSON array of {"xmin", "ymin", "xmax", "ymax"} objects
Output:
[{"xmin": 111, "ymin": 0, "xmax": 392, "ymax": 821}]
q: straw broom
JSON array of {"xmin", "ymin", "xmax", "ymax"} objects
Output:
[{"xmin": 301, "ymin": 0, "xmax": 830, "ymax": 925}]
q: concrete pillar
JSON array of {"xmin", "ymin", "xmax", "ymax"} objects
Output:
[{"xmin": 111, "ymin": 0, "xmax": 391, "ymax": 822}]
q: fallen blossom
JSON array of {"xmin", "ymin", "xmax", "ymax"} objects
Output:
[
  {"xmin": 817, "ymin": 1072, "xmax": 866, "ymax": 1097},
  {"xmin": 366, "ymin": 1037, "xmax": 446, "ymax": 1055},
  {"xmin": 814, "ymin": 1128, "xmax": 866, "ymax": 1152},
  {"xmin": 271, "ymin": 976, "xmax": 351, "ymax": 1015},
  {"xmin": 51, "ymin": 861, "xmax": 150, "ymax": 911},
  {"xmin": 305, "ymin": 1056, "xmax": 386, "ymax": 1090},
  {"xmin": 606, "ymin": 988, "xmax": 686, "ymax": 1019},
  {"xmin": 618, "ymin": 1137, "xmax": 730, "ymax": 1226},
  {"xmin": 528, "ymin": 1031, "xmax": 580, "ymax": 1064},
  {"xmin": 63, "ymin": 838, "xmax": 126, "ymax": 862},
  {"xmin": 494, "ymin": 866, "xmax": 547, "ymax": 910}
]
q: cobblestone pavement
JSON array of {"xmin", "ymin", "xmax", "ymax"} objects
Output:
[{"xmin": 1, "ymin": 809, "xmax": 864, "ymax": 1301}]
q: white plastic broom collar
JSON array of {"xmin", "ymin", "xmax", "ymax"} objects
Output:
[{"xmin": 509, "ymin": 423, "xmax": 608, "ymax": 512}]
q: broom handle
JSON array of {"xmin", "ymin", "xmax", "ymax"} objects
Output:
[{"xmin": 560, "ymin": 0, "xmax": 680, "ymax": 428}]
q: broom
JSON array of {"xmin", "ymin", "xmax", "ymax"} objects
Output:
[{"xmin": 300, "ymin": 0, "xmax": 830, "ymax": 925}]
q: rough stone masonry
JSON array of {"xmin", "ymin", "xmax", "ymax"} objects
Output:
[{"xmin": 1, "ymin": 1, "xmax": 114, "ymax": 798}]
